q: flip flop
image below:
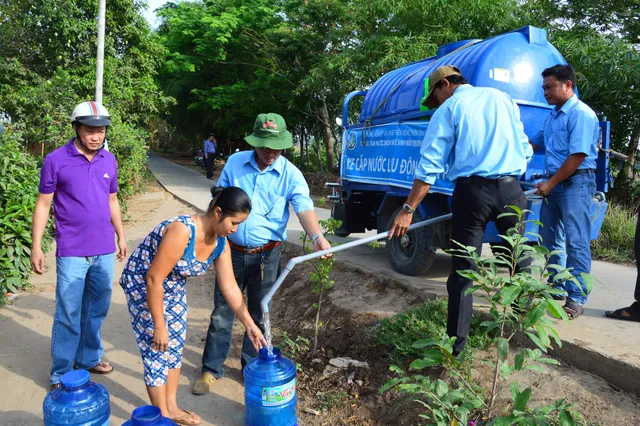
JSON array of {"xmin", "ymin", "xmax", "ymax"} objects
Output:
[
  {"xmin": 88, "ymin": 361, "xmax": 114, "ymax": 375},
  {"xmin": 605, "ymin": 302, "xmax": 640, "ymax": 322},
  {"xmin": 171, "ymin": 409, "xmax": 201, "ymax": 425}
]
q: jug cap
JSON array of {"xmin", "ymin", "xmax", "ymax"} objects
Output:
[
  {"xmin": 60, "ymin": 370, "xmax": 90, "ymax": 388},
  {"xmin": 131, "ymin": 405, "xmax": 162, "ymax": 424},
  {"xmin": 258, "ymin": 347, "xmax": 281, "ymax": 360}
]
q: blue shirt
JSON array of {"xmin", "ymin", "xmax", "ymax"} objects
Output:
[
  {"xmin": 529, "ymin": 94, "xmax": 599, "ymax": 174},
  {"xmin": 414, "ymin": 85, "xmax": 532, "ymax": 185},
  {"xmin": 204, "ymin": 139, "xmax": 216, "ymax": 155},
  {"xmin": 217, "ymin": 150, "xmax": 315, "ymax": 247}
]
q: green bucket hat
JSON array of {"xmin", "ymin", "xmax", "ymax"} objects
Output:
[{"xmin": 244, "ymin": 113, "xmax": 293, "ymax": 150}]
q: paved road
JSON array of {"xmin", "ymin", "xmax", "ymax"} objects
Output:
[{"xmin": 147, "ymin": 152, "xmax": 640, "ymax": 393}]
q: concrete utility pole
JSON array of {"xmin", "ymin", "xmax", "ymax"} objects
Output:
[{"xmin": 95, "ymin": 0, "xmax": 106, "ymax": 103}]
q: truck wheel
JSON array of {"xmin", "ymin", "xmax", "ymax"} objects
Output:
[
  {"xmin": 386, "ymin": 207, "xmax": 436, "ymax": 276},
  {"xmin": 331, "ymin": 202, "xmax": 351, "ymax": 238}
]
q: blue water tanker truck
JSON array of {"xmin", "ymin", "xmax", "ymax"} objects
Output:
[{"xmin": 329, "ymin": 26, "xmax": 611, "ymax": 276}]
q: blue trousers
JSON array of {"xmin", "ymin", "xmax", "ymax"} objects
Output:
[
  {"xmin": 540, "ymin": 172, "xmax": 596, "ymax": 305},
  {"xmin": 50, "ymin": 254, "xmax": 114, "ymax": 384},
  {"xmin": 201, "ymin": 246, "xmax": 281, "ymax": 378}
]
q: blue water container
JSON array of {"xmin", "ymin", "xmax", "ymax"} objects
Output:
[
  {"xmin": 244, "ymin": 347, "xmax": 297, "ymax": 426},
  {"xmin": 43, "ymin": 370, "xmax": 110, "ymax": 426},
  {"xmin": 123, "ymin": 405, "xmax": 178, "ymax": 425}
]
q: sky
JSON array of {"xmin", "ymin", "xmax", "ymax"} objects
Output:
[{"xmin": 142, "ymin": 0, "xmax": 169, "ymax": 28}]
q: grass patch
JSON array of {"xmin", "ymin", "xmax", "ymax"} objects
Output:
[
  {"xmin": 315, "ymin": 390, "xmax": 349, "ymax": 411},
  {"xmin": 591, "ymin": 203, "xmax": 636, "ymax": 263},
  {"xmin": 374, "ymin": 298, "xmax": 494, "ymax": 364}
]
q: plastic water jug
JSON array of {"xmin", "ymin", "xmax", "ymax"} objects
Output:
[
  {"xmin": 244, "ymin": 347, "xmax": 297, "ymax": 426},
  {"xmin": 123, "ymin": 405, "xmax": 178, "ymax": 425},
  {"xmin": 43, "ymin": 369, "xmax": 110, "ymax": 426}
]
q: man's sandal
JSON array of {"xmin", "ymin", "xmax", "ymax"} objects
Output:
[
  {"xmin": 171, "ymin": 409, "xmax": 201, "ymax": 425},
  {"xmin": 605, "ymin": 302, "xmax": 640, "ymax": 322},
  {"xmin": 88, "ymin": 361, "xmax": 114, "ymax": 375},
  {"xmin": 563, "ymin": 299, "xmax": 584, "ymax": 320}
]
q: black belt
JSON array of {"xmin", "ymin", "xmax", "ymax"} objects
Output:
[{"xmin": 457, "ymin": 175, "xmax": 518, "ymax": 184}]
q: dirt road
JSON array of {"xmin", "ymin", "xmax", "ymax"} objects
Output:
[{"xmin": 0, "ymin": 184, "xmax": 248, "ymax": 425}]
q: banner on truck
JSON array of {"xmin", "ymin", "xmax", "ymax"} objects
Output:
[{"xmin": 341, "ymin": 122, "xmax": 454, "ymax": 195}]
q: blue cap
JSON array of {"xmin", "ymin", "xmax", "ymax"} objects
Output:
[
  {"xmin": 131, "ymin": 405, "xmax": 162, "ymax": 425},
  {"xmin": 258, "ymin": 347, "xmax": 280, "ymax": 360},
  {"xmin": 60, "ymin": 369, "xmax": 90, "ymax": 389}
]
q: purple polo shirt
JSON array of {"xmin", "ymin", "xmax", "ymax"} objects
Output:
[{"xmin": 39, "ymin": 139, "xmax": 118, "ymax": 257}]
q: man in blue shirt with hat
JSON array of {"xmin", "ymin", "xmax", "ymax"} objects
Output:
[
  {"xmin": 530, "ymin": 64, "xmax": 599, "ymax": 320},
  {"xmin": 193, "ymin": 113, "xmax": 331, "ymax": 394},
  {"xmin": 389, "ymin": 65, "xmax": 532, "ymax": 356}
]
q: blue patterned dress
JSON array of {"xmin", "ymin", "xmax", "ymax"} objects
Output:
[{"xmin": 119, "ymin": 215, "xmax": 226, "ymax": 386}]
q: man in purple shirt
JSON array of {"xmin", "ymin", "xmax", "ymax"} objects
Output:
[{"xmin": 30, "ymin": 101, "xmax": 129, "ymax": 389}]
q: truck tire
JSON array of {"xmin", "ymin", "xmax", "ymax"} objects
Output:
[
  {"xmin": 386, "ymin": 207, "xmax": 436, "ymax": 276},
  {"xmin": 331, "ymin": 202, "xmax": 351, "ymax": 238}
]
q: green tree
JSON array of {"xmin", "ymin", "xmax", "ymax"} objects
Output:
[
  {"xmin": 157, "ymin": 0, "xmax": 527, "ymax": 168},
  {"xmin": 157, "ymin": 0, "xmax": 287, "ymax": 149},
  {"xmin": 0, "ymin": 0, "xmax": 171, "ymax": 200}
]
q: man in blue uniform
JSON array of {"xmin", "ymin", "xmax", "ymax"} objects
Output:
[
  {"xmin": 530, "ymin": 64, "xmax": 599, "ymax": 319},
  {"xmin": 389, "ymin": 65, "xmax": 532, "ymax": 355}
]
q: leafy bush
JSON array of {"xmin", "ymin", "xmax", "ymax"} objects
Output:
[
  {"xmin": 375, "ymin": 298, "xmax": 494, "ymax": 363},
  {"xmin": 381, "ymin": 208, "xmax": 587, "ymax": 425},
  {"xmin": 0, "ymin": 125, "xmax": 52, "ymax": 297},
  {"xmin": 591, "ymin": 203, "xmax": 636, "ymax": 263},
  {"xmin": 105, "ymin": 121, "xmax": 150, "ymax": 206}
]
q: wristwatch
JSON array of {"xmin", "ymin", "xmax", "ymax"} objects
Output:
[{"xmin": 402, "ymin": 203, "xmax": 415, "ymax": 214}]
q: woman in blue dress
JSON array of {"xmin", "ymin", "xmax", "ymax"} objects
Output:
[{"xmin": 120, "ymin": 186, "xmax": 266, "ymax": 425}]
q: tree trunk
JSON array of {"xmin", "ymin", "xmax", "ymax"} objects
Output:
[
  {"xmin": 319, "ymin": 98, "xmax": 336, "ymax": 173},
  {"xmin": 626, "ymin": 122, "xmax": 640, "ymax": 178},
  {"xmin": 305, "ymin": 131, "xmax": 311, "ymax": 170},
  {"xmin": 299, "ymin": 126, "xmax": 305, "ymax": 171},
  {"xmin": 312, "ymin": 286, "xmax": 324, "ymax": 355},
  {"xmin": 614, "ymin": 120, "xmax": 640, "ymax": 189},
  {"xmin": 329, "ymin": 109, "xmax": 341, "ymax": 166},
  {"xmin": 315, "ymin": 133, "xmax": 324, "ymax": 173}
]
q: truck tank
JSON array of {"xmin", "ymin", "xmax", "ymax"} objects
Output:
[{"xmin": 334, "ymin": 26, "xmax": 610, "ymax": 276}]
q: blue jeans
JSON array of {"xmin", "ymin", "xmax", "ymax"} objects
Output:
[
  {"xmin": 50, "ymin": 254, "xmax": 115, "ymax": 384},
  {"xmin": 540, "ymin": 172, "xmax": 596, "ymax": 305},
  {"xmin": 201, "ymin": 246, "xmax": 281, "ymax": 378}
]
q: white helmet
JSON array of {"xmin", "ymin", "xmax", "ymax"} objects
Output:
[{"xmin": 71, "ymin": 101, "xmax": 111, "ymax": 127}]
